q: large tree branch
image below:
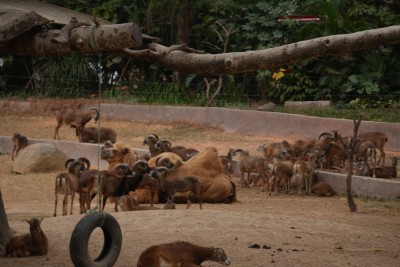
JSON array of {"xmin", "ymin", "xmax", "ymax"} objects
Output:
[
  {"xmin": 121, "ymin": 25, "xmax": 400, "ymax": 75},
  {"xmin": 1, "ymin": 23, "xmax": 400, "ymax": 75},
  {"xmin": 0, "ymin": 22, "xmax": 142, "ymax": 55}
]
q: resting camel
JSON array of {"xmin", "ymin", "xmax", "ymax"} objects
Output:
[
  {"xmin": 148, "ymin": 147, "xmax": 237, "ymax": 204},
  {"xmin": 100, "ymin": 141, "xmax": 139, "ymax": 170}
]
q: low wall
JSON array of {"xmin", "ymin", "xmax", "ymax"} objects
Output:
[
  {"xmin": 1, "ymin": 100, "xmax": 399, "ymax": 150},
  {"xmin": 99, "ymin": 103, "xmax": 400, "ymax": 151},
  {"xmin": 317, "ymin": 171, "xmax": 400, "ymax": 199}
]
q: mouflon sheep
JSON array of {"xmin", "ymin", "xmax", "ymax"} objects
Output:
[
  {"xmin": 137, "ymin": 241, "xmax": 231, "ymax": 267},
  {"xmin": 148, "ymin": 147, "xmax": 237, "ymax": 204},
  {"xmin": 54, "ymin": 106, "xmax": 99, "ymax": 140},
  {"xmin": 11, "ymin": 133, "xmax": 29, "ymax": 160},
  {"xmin": 4, "ymin": 218, "xmax": 48, "ymax": 257}
]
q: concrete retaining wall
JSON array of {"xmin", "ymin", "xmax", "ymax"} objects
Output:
[
  {"xmin": 98, "ymin": 103, "xmax": 400, "ymax": 151},
  {"xmin": 1, "ymin": 100, "xmax": 399, "ymax": 150},
  {"xmin": 318, "ymin": 170, "xmax": 400, "ymax": 199}
]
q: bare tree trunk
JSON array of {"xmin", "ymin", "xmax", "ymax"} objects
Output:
[
  {"xmin": 0, "ymin": 190, "xmax": 11, "ymax": 254},
  {"xmin": 345, "ymin": 115, "xmax": 363, "ymax": 212}
]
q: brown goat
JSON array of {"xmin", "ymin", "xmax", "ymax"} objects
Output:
[
  {"xmin": 53, "ymin": 158, "xmax": 90, "ymax": 216},
  {"xmin": 143, "ymin": 134, "xmax": 162, "ymax": 157},
  {"xmin": 137, "ymin": 241, "xmax": 231, "ymax": 267},
  {"xmin": 76, "ymin": 125, "xmax": 117, "ymax": 143},
  {"xmin": 234, "ymin": 149, "xmax": 268, "ymax": 189},
  {"xmin": 259, "ymin": 140, "xmax": 295, "ymax": 164},
  {"xmin": 150, "ymin": 166, "xmax": 203, "ymax": 209},
  {"xmin": 54, "ymin": 106, "xmax": 99, "ymax": 140},
  {"xmin": 155, "ymin": 139, "xmax": 199, "ymax": 161},
  {"xmin": 293, "ymin": 151, "xmax": 318, "ymax": 194},
  {"xmin": 311, "ymin": 182, "xmax": 335, "ymax": 197},
  {"xmin": 5, "ymin": 218, "xmax": 48, "ymax": 257},
  {"xmin": 220, "ymin": 148, "xmax": 235, "ymax": 174},
  {"xmin": 358, "ymin": 132, "xmax": 388, "ymax": 166},
  {"xmin": 11, "ymin": 133, "xmax": 29, "ymax": 160},
  {"xmin": 269, "ymin": 160, "xmax": 294, "ymax": 195},
  {"xmin": 292, "ymin": 138, "xmax": 317, "ymax": 158},
  {"xmin": 117, "ymin": 194, "xmax": 161, "ymax": 211}
]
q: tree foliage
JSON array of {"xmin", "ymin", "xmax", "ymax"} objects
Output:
[{"xmin": 1, "ymin": 0, "xmax": 399, "ymax": 107}]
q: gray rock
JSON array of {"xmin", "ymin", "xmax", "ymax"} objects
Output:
[
  {"xmin": 256, "ymin": 102, "xmax": 276, "ymax": 111},
  {"xmin": 13, "ymin": 143, "xmax": 67, "ymax": 174}
]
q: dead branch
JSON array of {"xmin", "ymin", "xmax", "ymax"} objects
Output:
[{"xmin": 345, "ymin": 114, "xmax": 363, "ymax": 213}]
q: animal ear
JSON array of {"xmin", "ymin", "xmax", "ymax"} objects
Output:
[
  {"xmin": 39, "ymin": 217, "xmax": 44, "ymax": 223},
  {"xmin": 24, "ymin": 218, "xmax": 29, "ymax": 224}
]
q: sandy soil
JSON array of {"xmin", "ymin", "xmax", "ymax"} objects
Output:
[{"xmin": 0, "ymin": 104, "xmax": 399, "ymax": 267}]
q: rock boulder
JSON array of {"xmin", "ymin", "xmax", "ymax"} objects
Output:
[{"xmin": 13, "ymin": 143, "xmax": 67, "ymax": 174}]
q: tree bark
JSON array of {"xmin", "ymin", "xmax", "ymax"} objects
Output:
[
  {"xmin": 0, "ymin": 21, "xmax": 142, "ymax": 55},
  {"xmin": 0, "ymin": 189, "xmax": 11, "ymax": 255},
  {"xmin": 133, "ymin": 25, "xmax": 400, "ymax": 75},
  {"xmin": 1, "ymin": 23, "xmax": 400, "ymax": 76}
]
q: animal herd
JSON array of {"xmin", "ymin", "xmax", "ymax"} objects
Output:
[{"xmin": 4, "ymin": 106, "xmax": 398, "ymax": 266}]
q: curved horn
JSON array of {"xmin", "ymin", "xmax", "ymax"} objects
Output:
[
  {"xmin": 150, "ymin": 133, "xmax": 159, "ymax": 141},
  {"xmin": 114, "ymin": 163, "xmax": 132, "ymax": 176},
  {"xmin": 65, "ymin": 158, "xmax": 76, "ymax": 169},
  {"xmin": 318, "ymin": 131, "xmax": 334, "ymax": 139},
  {"xmin": 89, "ymin": 107, "xmax": 100, "ymax": 122},
  {"xmin": 78, "ymin": 157, "xmax": 91, "ymax": 170}
]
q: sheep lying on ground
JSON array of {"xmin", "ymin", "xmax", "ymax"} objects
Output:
[
  {"xmin": 5, "ymin": 218, "xmax": 48, "ymax": 257},
  {"xmin": 137, "ymin": 241, "xmax": 231, "ymax": 267},
  {"xmin": 11, "ymin": 133, "xmax": 29, "ymax": 160},
  {"xmin": 148, "ymin": 147, "xmax": 237, "ymax": 204},
  {"xmin": 311, "ymin": 182, "xmax": 335, "ymax": 197},
  {"xmin": 117, "ymin": 194, "xmax": 161, "ymax": 211},
  {"xmin": 76, "ymin": 125, "xmax": 117, "ymax": 143}
]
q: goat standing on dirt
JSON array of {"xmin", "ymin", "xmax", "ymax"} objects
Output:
[
  {"xmin": 4, "ymin": 218, "xmax": 48, "ymax": 257},
  {"xmin": 11, "ymin": 133, "xmax": 29, "ymax": 160},
  {"xmin": 269, "ymin": 160, "xmax": 294, "ymax": 195},
  {"xmin": 293, "ymin": 151, "xmax": 318, "ymax": 194},
  {"xmin": 234, "ymin": 148, "xmax": 268, "ymax": 190},
  {"xmin": 54, "ymin": 106, "xmax": 99, "ymax": 140},
  {"xmin": 53, "ymin": 157, "xmax": 90, "ymax": 216},
  {"xmin": 137, "ymin": 241, "xmax": 231, "ymax": 267},
  {"xmin": 358, "ymin": 131, "xmax": 388, "ymax": 166}
]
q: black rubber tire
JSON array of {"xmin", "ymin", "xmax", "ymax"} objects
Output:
[{"xmin": 69, "ymin": 212, "xmax": 122, "ymax": 267}]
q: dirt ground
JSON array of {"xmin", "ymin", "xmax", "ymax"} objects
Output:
[{"xmin": 0, "ymin": 102, "xmax": 400, "ymax": 267}]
